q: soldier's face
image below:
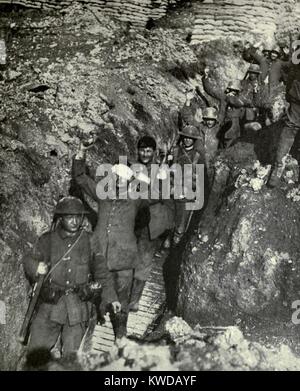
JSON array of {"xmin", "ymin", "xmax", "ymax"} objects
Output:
[
  {"xmin": 61, "ymin": 214, "xmax": 83, "ymax": 233},
  {"xmin": 138, "ymin": 147, "xmax": 155, "ymax": 165},
  {"xmin": 248, "ymin": 72, "xmax": 258, "ymax": 81},
  {"xmin": 205, "ymin": 119, "xmax": 216, "ymax": 128},
  {"xmin": 183, "ymin": 137, "xmax": 195, "ymax": 148},
  {"xmin": 270, "ymin": 52, "xmax": 279, "ymax": 61}
]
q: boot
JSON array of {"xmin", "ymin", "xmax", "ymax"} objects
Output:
[
  {"xmin": 154, "ymin": 234, "xmax": 172, "ymax": 258},
  {"xmin": 110, "ymin": 311, "xmax": 128, "ymax": 339},
  {"xmin": 267, "ymin": 163, "xmax": 285, "ymax": 188},
  {"xmin": 129, "ymin": 279, "xmax": 145, "ymax": 312}
]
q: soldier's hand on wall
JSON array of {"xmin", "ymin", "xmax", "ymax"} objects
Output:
[
  {"xmin": 111, "ymin": 301, "xmax": 121, "ymax": 314},
  {"xmin": 36, "ymin": 262, "xmax": 48, "ymax": 276}
]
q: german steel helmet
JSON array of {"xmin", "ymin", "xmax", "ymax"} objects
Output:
[
  {"xmin": 54, "ymin": 196, "xmax": 89, "ymax": 215},
  {"xmin": 227, "ymin": 80, "xmax": 242, "ymax": 92},
  {"xmin": 178, "ymin": 125, "xmax": 201, "ymax": 139},
  {"xmin": 270, "ymin": 44, "xmax": 281, "ymax": 55},
  {"xmin": 247, "ymin": 63, "xmax": 261, "ymax": 74},
  {"xmin": 202, "ymin": 107, "xmax": 218, "ymax": 120}
]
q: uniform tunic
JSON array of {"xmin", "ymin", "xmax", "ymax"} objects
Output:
[
  {"xmin": 72, "ymin": 158, "xmax": 148, "ymax": 272},
  {"xmin": 23, "ymin": 227, "xmax": 117, "ymax": 353},
  {"xmin": 243, "ymin": 47, "xmax": 291, "ymax": 89},
  {"xmin": 202, "ymin": 76, "xmax": 253, "ymax": 147},
  {"xmin": 72, "ymin": 158, "xmax": 153, "ymax": 333},
  {"xmin": 275, "ymin": 76, "xmax": 300, "ymax": 165}
]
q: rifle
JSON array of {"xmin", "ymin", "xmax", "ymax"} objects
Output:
[
  {"xmin": 18, "ymin": 275, "xmax": 45, "ymax": 345},
  {"xmin": 19, "ymin": 229, "xmax": 84, "ymax": 345}
]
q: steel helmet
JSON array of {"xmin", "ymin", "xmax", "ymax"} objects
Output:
[
  {"xmin": 178, "ymin": 125, "xmax": 201, "ymax": 139},
  {"xmin": 226, "ymin": 80, "xmax": 242, "ymax": 92},
  {"xmin": 270, "ymin": 45, "xmax": 281, "ymax": 55},
  {"xmin": 247, "ymin": 63, "xmax": 261, "ymax": 74},
  {"xmin": 54, "ymin": 196, "xmax": 89, "ymax": 215},
  {"xmin": 202, "ymin": 107, "xmax": 218, "ymax": 120}
]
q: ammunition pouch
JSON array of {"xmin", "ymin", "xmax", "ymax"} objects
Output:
[
  {"xmin": 39, "ymin": 281, "xmax": 102, "ymax": 304},
  {"xmin": 77, "ymin": 284, "xmax": 101, "ymax": 302},
  {"xmin": 39, "ymin": 282, "xmax": 64, "ymax": 305}
]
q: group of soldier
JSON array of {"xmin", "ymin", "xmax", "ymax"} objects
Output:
[{"xmin": 22, "ymin": 38, "xmax": 300, "ymax": 359}]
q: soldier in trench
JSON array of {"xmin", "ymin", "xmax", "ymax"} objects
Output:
[
  {"xmin": 169, "ymin": 125, "xmax": 205, "ymax": 246},
  {"xmin": 72, "ymin": 146, "xmax": 156, "ymax": 345},
  {"xmin": 132, "ymin": 135, "xmax": 174, "ymax": 310},
  {"xmin": 243, "ymin": 41, "xmax": 292, "ymax": 125},
  {"xmin": 202, "ymin": 67, "xmax": 255, "ymax": 148},
  {"xmin": 241, "ymin": 63, "xmax": 263, "ymax": 133},
  {"xmin": 267, "ymin": 64, "xmax": 300, "ymax": 188},
  {"xmin": 23, "ymin": 196, "xmax": 120, "ymax": 357}
]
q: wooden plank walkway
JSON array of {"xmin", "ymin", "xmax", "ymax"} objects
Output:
[{"xmin": 90, "ymin": 259, "xmax": 165, "ymax": 353}]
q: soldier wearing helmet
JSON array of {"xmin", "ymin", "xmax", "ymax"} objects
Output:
[
  {"xmin": 23, "ymin": 196, "xmax": 120, "ymax": 357},
  {"xmin": 165, "ymin": 123, "xmax": 205, "ymax": 247},
  {"xmin": 243, "ymin": 42, "xmax": 292, "ymax": 125},
  {"xmin": 240, "ymin": 63, "xmax": 264, "ymax": 132},
  {"xmin": 202, "ymin": 67, "xmax": 254, "ymax": 148},
  {"xmin": 243, "ymin": 42, "xmax": 291, "ymax": 89},
  {"xmin": 199, "ymin": 106, "xmax": 224, "ymax": 186},
  {"xmin": 268, "ymin": 64, "xmax": 300, "ymax": 188}
]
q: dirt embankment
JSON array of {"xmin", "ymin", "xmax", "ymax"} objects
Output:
[{"xmin": 1, "ymin": 4, "xmax": 299, "ymax": 370}]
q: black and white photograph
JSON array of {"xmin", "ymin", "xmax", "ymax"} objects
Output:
[{"xmin": 0, "ymin": 0, "xmax": 300, "ymax": 375}]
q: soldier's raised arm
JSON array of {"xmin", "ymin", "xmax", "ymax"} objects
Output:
[
  {"xmin": 72, "ymin": 144, "xmax": 99, "ymax": 202},
  {"xmin": 202, "ymin": 68, "xmax": 226, "ymax": 102}
]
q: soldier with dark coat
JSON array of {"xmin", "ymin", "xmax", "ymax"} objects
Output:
[
  {"xmin": 243, "ymin": 43, "xmax": 291, "ymax": 89},
  {"xmin": 131, "ymin": 135, "xmax": 174, "ymax": 311},
  {"xmin": 171, "ymin": 125, "xmax": 205, "ymax": 245},
  {"xmin": 241, "ymin": 63, "xmax": 263, "ymax": 132},
  {"xmin": 72, "ymin": 150, "xmax": 152, "ymax": 343},
  {"xmin": 23, "ymin": 197, "xmax": 119, "ymax": 356},
  {"xmin": 202, "ymin": 68, "xmax": 254, "ymax": 147},
  {"xmin": 268, "ymin": 65, "xmax": 300, "ymax": 188},
  {"xmin": 199, "ymin": 106, "xmax": 224, "ymax": 186},
  {"xmin": 243, "ymin": 42, "xmax": 292, "ymax": 124}
]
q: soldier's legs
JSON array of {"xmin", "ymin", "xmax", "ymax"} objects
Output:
[
  {"xmin": 204, "ymin": 139, "xmax": 218, "ymax": 189},
  {"xmin": 173, "ymin": 201, "xmax": 192, "ymax": 245},
  {"xmin": 130, "ymin": 236, "xmax": 153, "ymax": 311},
  {"xmin": 110, "ymin": 269, "xmax": 133, "ymax": 339},
  {"xmin": 135, "ymin": 235, "xmax": 153, "ymax": 282},
  {"xmin": 268, "ymin": 120, "xmax": 300, "ymax": 188},
  {"xmin": 224, "ymin": 120, "xmax": 240, "ymax": 148},
  {"xmin": 28, "ymin": 304, "xmax": 61, "ymax": 353},
  {"xmin": 61, "ymin": 322, "xmax": 86, "ymax": 355}
]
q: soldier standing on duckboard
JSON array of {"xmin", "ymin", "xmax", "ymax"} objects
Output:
[
  {"xmin": 72, "ymin": 145, "xmax": 154, "ymax": 344},
  {"xmin": 23, "ymin": 196, "xmax": 120, "ymax": 357}
]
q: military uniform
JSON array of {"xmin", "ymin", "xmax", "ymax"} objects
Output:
[
  {"xmin": 243, "ymin": 46, "xmax": 291, "ymax": 123},
  {"xmin": 171, "ymin": 142, "xmax": 204, "ymax": 242},
  {"xmin": 73, "ymin": 158, "xmax": 151, "ymax": 337},
  {"xmin": 24, "ymin": 227, "xmax": 117, "ymax": 354},
  {"xmin": 202, "ymin": 76, "xmax": 253, "ymax": 147},
  {"xmin": 243, "ymin": 46, "xmax": 291, "ymax": 89},
  {"xmin": 267, "ymin": 65, "xmax": 300, "ymax": 187}
]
